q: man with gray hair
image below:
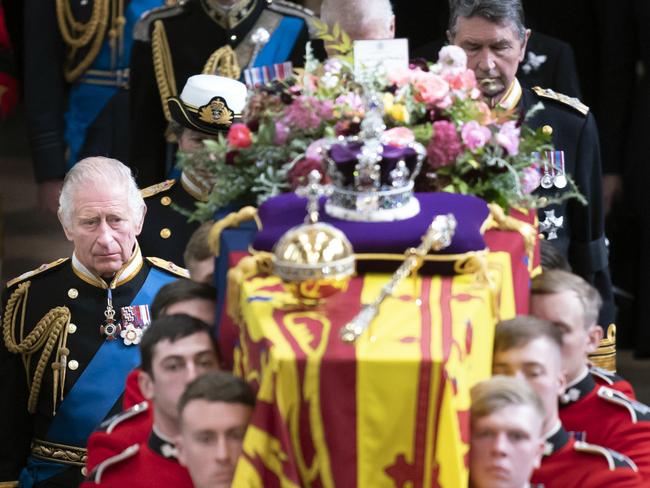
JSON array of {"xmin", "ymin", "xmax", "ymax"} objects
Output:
[
  {"xmin": 320, "ymin": 0, "xmax": 395, "ymax": 42},
  {"xmin": 448, "ymin": 0, "xmax": 615, "ymax": 330},
  {"xmin": 0, "ymin": 157, "xmax": 189, "ymax": 487}
]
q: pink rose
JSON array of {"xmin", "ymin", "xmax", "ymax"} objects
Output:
[
  {"xmin": 413, "ymin": 71, "xmax": 449, "ymax": 104},
  {"xmin": 443, "ymin": 69, "xmax": 477, "ymax": 92},
  {"xmin": 382, "ymin": 127, "xmax": 415, "ymax": 147},
  {"xmin": 495, "ymin": 121, "xmax": 520, "ymax": 156},
  {"xmin": 274, "ymin": 121, "xmax": 290, "ymax": 145},
  {"xmin": 388, "ymin": 66, "xmax": 414, "ymax": 87},
  {"xmin": 305, "ymin": 138, "xmax": 329, "ymax": 162},
  {"xmin": 227, "ymin": 123, "xmax": 252, "ymax": 148},
  {"xmin": 427, "ymin": 120, "xmax": 462, "ymax": 169},
  {"xmin": 461, "ymin": 121, "xmax": 492, "ymax": 150}
]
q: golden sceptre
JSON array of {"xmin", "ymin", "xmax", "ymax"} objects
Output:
[{"xmin": 340, "ymin": 214, "xmax": 457, "ymax": 343}]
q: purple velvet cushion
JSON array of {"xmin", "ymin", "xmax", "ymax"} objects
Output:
[{"xmin": 253, "ymin": 192, "xmax": 489, "ymax": 255}]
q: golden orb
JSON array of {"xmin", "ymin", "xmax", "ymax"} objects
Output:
[{"xmin": 273, "ymin": 222, "xmax": 355, "ymax": 303}]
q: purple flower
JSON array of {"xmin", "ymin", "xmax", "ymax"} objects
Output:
[
  {"xmin": 460, "ymin": 121, "xmax": 492, "ymax": 150},
  {"xmin": 305, "ymin": 138, "xmax": 329, "ymax": 162},
  {"xmin": 521, "ymin": 165, "xmax": 541, "ymax": 194},
  {"xmin": 427, "ymin": 120, "xmax": 462, "ymax": 169},
  {"xmin": 282, "ymin": 96, "xmax": 333, "ymax": 131},
  {"xmin": 495, "ymin": 121, "xmax": 520, "ymax": 156}
]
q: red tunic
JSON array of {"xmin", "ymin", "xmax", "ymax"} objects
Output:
[
  {"xmin": 531, "ymin": 426, "xmax": 643, "ymax": 487},
  {"xmin": 560, "ymin": 372, "xmax": 650, "ymax": 481},
  {"xmin": 82, "ymin": 431, "xmax": 193, "ymax": 487},
  {"xmin": 86, "ymin": 401, "xmax": 153, "ymax": 473}
]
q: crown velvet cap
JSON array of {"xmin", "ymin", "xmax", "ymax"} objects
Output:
[
  {"xmin": 253, "ymin": 192, "xmax": 491, "ymax": 274},
  {"xmin": 167, "ymin": 74, "xmax": 248, "ymax": 135}
]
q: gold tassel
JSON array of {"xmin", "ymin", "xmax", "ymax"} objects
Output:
[
  {"xmin": 152, "ymin": 19, "xmax": 178, "ymax": 123},
  {"xmin": 203, "ymin": 45, "xmax": 242, "ymax": 79},
  {"xmin": 589, "ymin": 323, "xmax": 617, "ymax": 372},
  {"xmin": 207, "ymin": 206, "xmax": 260, "ymax": 257}
]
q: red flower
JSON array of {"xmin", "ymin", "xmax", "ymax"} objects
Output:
[
  {"xmin": 227, "ymin": 123, "xmax": 252, "ymax": 148},
  {"xmin": 288, "ymin": 158, "xmax": 330, "ymax": 190}
]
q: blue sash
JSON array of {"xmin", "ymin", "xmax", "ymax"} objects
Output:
[
  {"xmin": 64, "ymin": 0, "xmax": 162, "ymax": 169},
  {"xmin": 252, "ymin": 16, "xmax": 305, "ymax": 68},
  {"xmin": 18, "ymin": 267, "xmax": 176, "ymax": 487}
]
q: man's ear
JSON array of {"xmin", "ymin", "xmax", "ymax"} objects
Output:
[
  {"xmin": 519, "ymin": 28, "xmax": 532, "ymax": 62},
  {"xmin": 138, "ymin": 369, "xmax": 155, "ymax": 401},
  {"xmin": 59, "ymin": 212, "xmax": 75, "ymax": 242},
  {"xmin": 135, "ymin": 204, "xmax": 147, "ymax": 236},
  {"xmin": 446, "ymin": 29, "xmax": 453, "ymax": 45},
  {"xmin": 586, "ymin": 324, "xmax": 604, "ymax": 354},
  {"xmin": 533, "ymin": 436, "xmax": 545, "ymax": 468},
  {"xmin": 388, "ymin": 15, "xmax": 395, "ymax": 38},
  {"xmin": 175, "ymin": 434, "xmax": 187, "ymax": 466}
]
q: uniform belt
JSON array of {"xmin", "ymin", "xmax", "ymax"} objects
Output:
[
  {"xmin": 78, "ymin": 68, "xmax": 130, "ymax": 89},
  {"xmin": 31, "ymin": 439, "xmax": 87, "ymax": 467}
]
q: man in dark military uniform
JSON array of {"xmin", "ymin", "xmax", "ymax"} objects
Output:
[
  {"xmin": 83, "ymin": 315, "xmax": 220, "ymax": 486},
  {"xmin": 128, "ymin": 0, "xmax": 317, "ymax": 187},
  {"xmin": 23, "ymin": 0, "xmax": 166, "ymax": 214},
  {"xmin": 448, "ymin": 0, "xmax": 615, "ymax": 328},
  {"xmin": 138, "ymin": 74, "xmax": 248, "ymax": 266},
  {"xmin": 493, "ymin": 317, "xmax": 643, "ymax": 487},
  {"xmin": 0, "ymin": 157, "xmax": 188, "ymax": 487}
]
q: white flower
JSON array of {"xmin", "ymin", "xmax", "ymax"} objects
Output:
[
  {"xmin": 438, "ymin": 45, "xmax": 467, "ymax": 72},
  {"xmin": 321, "ymin": 71, "xmax": 340, "ymax": 89},
  {"xmin": 121, "ymin": 324, "xmax": 143, "ymax": 346}
]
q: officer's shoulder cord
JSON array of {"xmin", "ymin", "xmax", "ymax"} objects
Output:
[
  {"xmin": 203, "ymin": 45, "xmax": 241, "ymax": 79},
  {"xmin": 3, "ymin": 281, "xmax": 71, "ymax": 415},
  {"xmin": 151, "ymin": 19, "xmax": 177, "ymax": 124},
  {"xmin": 55, "ymin": 0, "xmax": 127, "ymax": 82}
]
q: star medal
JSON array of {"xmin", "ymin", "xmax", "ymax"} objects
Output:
[
  {"xmin": 552, "ymin": 151, "xmax": 567, "ymax": 189},
  {"xmin": 100, "ymin": 289, "xmax": 122, "ymax": 340},
  {"xmin": 540, "ymin": 152, "xmax": 554, "ymax": 189}
]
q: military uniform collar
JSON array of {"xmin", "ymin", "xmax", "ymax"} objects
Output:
[
  {"xmin": 180, "ymin": 170, "xmax": 211, "ymax": 202},
  {"xmin": 71, "ymin": 243, "xmax": 144, "ymax": 289},
  {"xmin": 543, "ymin": 421, "xmax": 569, "ymax": 456},
  {"xmin": 149, "ymin": 426, "xmax": 179, "ymax": 459},
  {"xmin": 560, "ymin": 367, "xmax": 595, "ymax": 406},
  {"xmin": 498, "ymin": 78, "xmax": 523, "ymax": 111},
  {"xmin": 200, "ymin": 0, "xmax": 260, "ymax": 30}
]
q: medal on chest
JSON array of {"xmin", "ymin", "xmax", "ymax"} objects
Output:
[{"xmin": 100, "ymin": 289, "xmax": 122, "ymax": 340}]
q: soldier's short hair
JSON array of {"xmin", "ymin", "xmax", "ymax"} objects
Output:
[
  {"xmin": 140, "ymin": 314, "xmax": 216, "ymax": 376},
  {"xmin": 150, "ymin": 280, "xmax": 216, "ymax": 320},
  {"xmin": 494, "ymin": 315, "xmax": 563, "ymax": 354},
  {"xmin": 58, "ymin": 156, "xmax": 145, "ymax": 228},
  {"xmin": 178, "ymin": 371, "xmax": 255, "ymax": 417},
  {"xmin": 182, "ymin": 221, "xmax": 214, "ymax": 269},
  {"xmin": 531, "ymin": 269, "xmax": 602, "ymax": 329},
  {"xmin": 448, "ymin": 0, "xmax": 526, "ymax": 41},
  {"xmin": 471, "ymin": 375, "xmax": 546, "ymax": 424},
  {"xmin": 539, "ymin": 240, "xmax": 571, "ymax": 272}
]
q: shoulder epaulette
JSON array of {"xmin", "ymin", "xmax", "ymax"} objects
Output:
[
  {"xmin": 146, "ymin": 257, "xmax": 190, "ymax": 278},
  {"xmin": 267, "ymin": 0, "xmax": 317, "ymax": 36},
  {"xmin": 590, "ymin": 365, "xmax": 618, "ymax": 385},
  {"xmin": 597, "ymin": 386, "xmax": 650, "ymax": 423},
  {"xmin": 140, "ymin": 179, "xmax": 176, "ymax": 199},
  {"xmin": 574, "ymin": 440, "xmax": 638, "ymax": 471},
  {"xmin": 87, "ymin": 444, "xmax": 140, "ymax": 483},
  {"xmin": 532, "ymin": 86, "xmax": 589, "ymax": 116},
  {"xmin": 98, "ymin": 401, "xmax": 149, "ymax": 434},
  {"xmin": 134, "ymin": 1, "xmax": 188, "ymax": 42},
  {"xmin": 6, "ymin": 258, "xmax": 69, "ymax": 288}
]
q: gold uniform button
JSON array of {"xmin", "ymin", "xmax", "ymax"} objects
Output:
[
  {"xmin": 68, "ymin": 288, "xmax": 79, "ymax": 299},
  {"xmin": 68, "ymin": 323, "xmax": 77, "ymax": 334},
  {"xmin": 68, "ymin": 360, "xmax": 79, "ymax": 371},
  {"xmin": 160, "ymin": 228, "xmax": 172, "ymax": 239},
  {"xmin": 160, "ymin": 196, "xmax": 172, "ymax": 206},
  {"xmin": 542, "ymin": 125, "xmax": 553, "ymax": 136}
]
